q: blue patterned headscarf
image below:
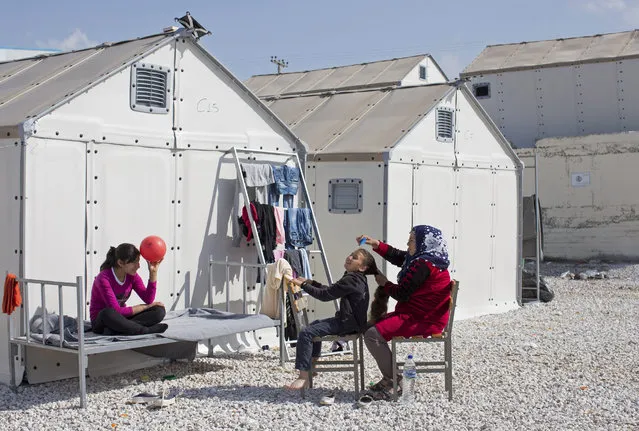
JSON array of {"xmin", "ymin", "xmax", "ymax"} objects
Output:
[{"xmin": 397, "ymin": 225, "xmax": 450, "ymax": 282}]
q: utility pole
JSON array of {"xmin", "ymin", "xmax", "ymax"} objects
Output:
[{"xmin": 270, "ymin": 56, "xmax": 288, "ymax": 74}]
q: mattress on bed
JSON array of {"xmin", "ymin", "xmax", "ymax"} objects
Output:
[{"xmin": 27, "ymin": 308, "xmax": 277, "ymax": 349}]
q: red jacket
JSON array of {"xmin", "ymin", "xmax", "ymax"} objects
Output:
[{"xmin": 374, "ymin": 242, "xmax": 451, "ymax": 336}]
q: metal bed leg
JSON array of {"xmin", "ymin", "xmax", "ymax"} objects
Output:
[
  {"xmin": 79, "ymin": 354, "xmax": 87, "ymax": 408},
  {"xmin": 76, "ymin": 275, "xmax": 87, "ymax": 408}
]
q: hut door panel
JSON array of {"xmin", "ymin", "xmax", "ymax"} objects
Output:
[
  {"xmin": 89, "ymin": 144, "xmax": 176, "ymax": 306},
  {"xmin": 449, "ymin": 168, "xmax": 494, "ymax": 317}
]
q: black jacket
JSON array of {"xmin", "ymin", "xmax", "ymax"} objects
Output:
[{"xmin": 301, "ymin": 271, "xmax": 370, "ymax": 334}]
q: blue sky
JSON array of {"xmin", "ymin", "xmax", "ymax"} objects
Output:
[{"xmin": 3, "ymin": 1, "xmax": 639, "ymax": 80}]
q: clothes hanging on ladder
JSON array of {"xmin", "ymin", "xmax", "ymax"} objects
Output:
[
  {"xmin": 232, "ymin": 163, "xmax": 275, "ymax": 247},
  {"xmin": 261, "ymin": 259, "xmax": 292, "ymax": 319},
  {"xmin": 284, "ymin": 250, "xmax": 304, "ymax": 278},
  {"xmin": 254, "ymin": 202, "xmax": 276, "ymax": 263},
  {"xmin": 273, "ymin": 206, "xmax": 286, "ymax": 246},
  {"xmin": 271, "ymin": 165, "xmax": 300, "ymax": 208},
  {"xmin": 285, "ymin": 208, "xmax": 314, "ymax": 248},
  {"xmin": 300, "ymin": 248, "xmax": 312, "ymax": 278}
]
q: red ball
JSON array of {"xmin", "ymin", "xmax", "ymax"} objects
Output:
[{"xmin": 139, "ymin": 235, "xmax": 166, "ymax": 262}]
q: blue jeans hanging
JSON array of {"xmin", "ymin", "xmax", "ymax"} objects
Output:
[
  {"xmin": 271, "ymin": 165, "xmax": 300, "ymax": 208},
  {"xmin": 285, "ymin": 208, "xmax": 313, "ymax": 248}
]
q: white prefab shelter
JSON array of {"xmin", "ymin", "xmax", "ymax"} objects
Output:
[
  {"xmin": 0, "ymin": 28, "xmax": 307, "ymax": 386},
  {"xmin": 461, "ymin": 30, "xmax": 639, "ymax": 149},
  {"xmin": 245, "ymin": 54, "xmax": 448, "ymax": 98},
  {"xmin": 246, "ymin": 68, "xmax": 523, "ymax": 321}
]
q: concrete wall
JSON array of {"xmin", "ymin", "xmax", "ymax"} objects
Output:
[{"xmin": 536, "ymin": 132, "xmax": 639, "ymax": 260}]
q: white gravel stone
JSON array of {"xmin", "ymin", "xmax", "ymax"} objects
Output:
[{"xmin": 1, "ymin": 262, "xmax": 638, "ymax": 430}]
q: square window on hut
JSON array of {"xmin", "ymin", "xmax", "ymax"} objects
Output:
[
  {"xmin": 328, "ymin": 179, "xmax": 363, "ymax": 214},
  {"xmin": 473, "ymin": 83, "xmax": 490, "ymax": 99}
]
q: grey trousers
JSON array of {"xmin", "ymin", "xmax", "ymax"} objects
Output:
[{"xmin": 364, "ymin": 325, "xmax": 393, "ymax": 380}]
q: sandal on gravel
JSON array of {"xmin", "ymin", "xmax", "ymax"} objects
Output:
[
  {"xmin": 357, "ymin": 394, "xmax": 373, "ymax": 408},
  {"xmin": 364, "ymin": 388, "xmax": 391, "ymax": 401},
  {"xmin": 319, "ymin": 392, "xmax": 335, "ymax": 406},
  {"xmin": 127, "ymin": 392, "xmax": 160, "ymax": 404}
]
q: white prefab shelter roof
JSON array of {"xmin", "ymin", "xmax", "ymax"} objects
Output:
[
  {"xmin": 245, "ymin": 54, "xmax": 447, "ymax": 98},
  {"xmin": 0, "ymin": 31, "xmax": 305, "ymax": 152},
  {"xmin": 462, "ymin": 29, "xmax": 639, "ymax": 76},
  {"xmin": 263, "ymin": 84, "xmax": 451, "ymax": 158}
]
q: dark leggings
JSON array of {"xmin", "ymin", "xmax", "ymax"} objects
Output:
[{"xmin": 92, "ymin": 305, "xmax": 166, "ymax": 335}]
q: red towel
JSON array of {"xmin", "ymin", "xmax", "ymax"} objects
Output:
[{"xmin": 2, "ymin": 273, "xmax": 21, "ymax": 315}]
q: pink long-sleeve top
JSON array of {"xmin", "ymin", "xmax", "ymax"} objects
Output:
[{"xmin": 89, "ymin": 268, "xmax": 157, "ymax": 322}]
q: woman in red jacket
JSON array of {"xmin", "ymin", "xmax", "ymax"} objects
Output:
[{"xmin": 357, "ymin": 225, "xmax": 451, "ymax": 399}]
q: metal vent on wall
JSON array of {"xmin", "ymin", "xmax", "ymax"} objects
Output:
[
  {"xmin": 436, "ymin": 107, "xmax": 454, "ymax": 143},
  {"xmin": 130, "ymin": 62, "xmax": 171, "ymax": 114},
  {"xmin": 328, "ymin": 179, "xmax": 363, "ymax": 214}
]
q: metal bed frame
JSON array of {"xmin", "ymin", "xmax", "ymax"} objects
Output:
[{"xmin": 7, "ymin": 258, "xmax": 286, "ymax": 408}]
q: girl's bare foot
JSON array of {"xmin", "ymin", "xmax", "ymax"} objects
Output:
[
  {"xmin": 285, "ymin": 370, "xmax": 310, "ymax": 390},
  {"xmin": 284, "ymin": 377, "xmax": 309, "ymax": 390}
]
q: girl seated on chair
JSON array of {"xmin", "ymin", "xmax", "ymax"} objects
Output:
[
  {"xmin": 284, "ymin": 248, "xmax": 379, "ymax": 390},
  {"xmin": 357, "ymin": 225, "xmax": 452, "ymax": 399},
  {"xmin": 90, "ymin": 243, "xmax": 167, "ymax": 336}
]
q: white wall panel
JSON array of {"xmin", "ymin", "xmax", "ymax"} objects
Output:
[
  {"xmin": 491, "ymin": 170, "xmax": 519, "ymax": 307},
  {"xmin": 0, "ymin": 140, "xmax": 23, "ymax": 386},
  {"xmin": 307, "ymin": 161, "xmax": 385, "ymax": 320},
  {"xmin": 89, "ymin": 144, "xmax": 175, "ymax": 307},
  {"xmin": 498, "ymin": 70, "xmax": 539, "ymax": 148},
  {"xmin": 451, "ymin": 169, "xmax": 494, "ymax": 318},
  {"xmin": 617, "ymin": 59, "xmax": 639, "ymax": 131},
  {"xmin": 537, "ymin": 67, "xmax": 578, "ymax": 139},
  {"xmin": 576, "ymin": 62, "xmax": 620, "ymax": 135},
  {"xmin": 24, "ymin": 138, "xmax": 85, "ymax": 303}
]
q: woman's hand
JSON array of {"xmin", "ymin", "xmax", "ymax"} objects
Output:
[
  {"xmin": 147, "ymin": 258, "xmax": 163, "ymax": 282},
  {"xmin": 291, "ymin": 277, "xmax": 307, "ymax": 286},
  {"xmin": 151, "ymin": 301, "xmax": 164, "ymax": 308},
  {"xmin": 374, "ymin": 273, "xmax": 388, "ymax": 286},
  {"xmin": 356, "ymin": 235, "xmax": 380, "ymax": 249}
]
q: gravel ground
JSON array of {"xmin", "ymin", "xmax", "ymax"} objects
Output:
[{"xmin": 1, "ymin": 262, "xmax": 638, "ymax": 431}]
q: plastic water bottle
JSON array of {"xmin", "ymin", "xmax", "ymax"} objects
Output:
[{"xmin": 401, "ymin": 354, "xmax": 417, "ymax": 403}]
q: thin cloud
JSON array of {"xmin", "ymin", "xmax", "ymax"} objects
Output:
[
  {"xmin": 579, "ymin": 0, "xmax": 639, "ymax": 27},
  {"xmin": 584, "ymin": 0, "xmax": 627, "ymax": 12},
  {"xmin": 36, "ymin": 29, "xmax": 97, "ymax": 52}
]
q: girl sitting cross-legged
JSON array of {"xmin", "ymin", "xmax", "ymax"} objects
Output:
[{"xmin": 90, "ymin": 243, "xmax": 167, "ymax": 336}]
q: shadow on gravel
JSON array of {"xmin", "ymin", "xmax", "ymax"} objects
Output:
[
  {"xmin": 180, "ymin": 384, "xmax": 360, "ymax": 406},
  {"xmin": 1, "ymin": 358, "xmax": 231, "ymax": 410}
]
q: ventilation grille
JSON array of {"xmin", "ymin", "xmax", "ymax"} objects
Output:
[
  {"xmin": 130, "ymin": 63, "xmax": 171, "ymax": 114},
  {"xmin": 328, "ymin": 179, "xmax": 363, "ymax": 214},
  {"xmin": 436, "ymin": 108, "xmax": 454, "ymax": 142}
]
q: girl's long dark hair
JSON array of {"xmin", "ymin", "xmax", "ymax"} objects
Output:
[
  {"xmin": 354, "ymin": 248, "xmax": 379, "ymax": 276},
  {"xmin": 100, "ymin": 243, "xmax": 140, "ymax": 271}
]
